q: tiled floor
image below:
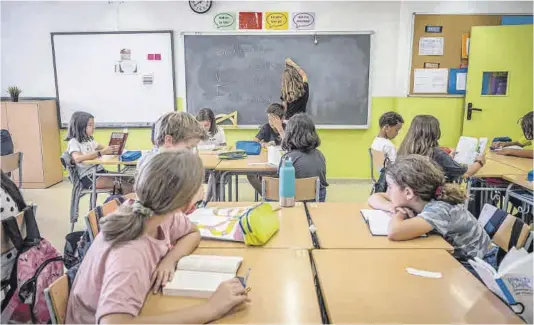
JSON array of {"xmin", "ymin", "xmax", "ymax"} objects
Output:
[{"xmin": 22, "ymin": 179, "xmax": 372, "ymax": 251}]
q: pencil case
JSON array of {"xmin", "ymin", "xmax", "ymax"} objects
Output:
[
  {"xmin": 239, "ymin": 203, "xmax": 280, "ymax": 246},
  {"xmin": 236, "ymin": 141, "xmax": 261, "ymax": 155}
]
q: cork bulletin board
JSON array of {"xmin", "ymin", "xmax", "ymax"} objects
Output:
[{"xmin": 410, "ymin": 14, "xmax": 502, "ymax": 95}]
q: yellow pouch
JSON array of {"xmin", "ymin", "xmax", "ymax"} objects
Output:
[{"xmin": 239, "ymin": 203, "xmax": 280, "ymax": 246}]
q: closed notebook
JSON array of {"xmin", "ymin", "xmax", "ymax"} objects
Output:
[
  {"xmin": 163, "ymin": 255, "xmax": 243, "ymax": 298},
  {"xmin": 361, "ymin": 209, "xmax": 391, "ymax": 236}
]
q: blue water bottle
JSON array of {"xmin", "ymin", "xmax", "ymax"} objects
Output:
[{"xmin": 279, "ymin": 157, "xmax": 295, "ymax": 207}]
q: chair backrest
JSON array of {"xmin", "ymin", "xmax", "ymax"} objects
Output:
[
  {"xmin": 479, "ymin": 204, "xmax": 531, "ymax": 252},
  {"xmin": 261, "ymin": 176, "xmax": 320, "ymax": 202},
  {"xmin": 86, "ymin": 199, "xmax": 121, "ymax": 239},
  {"xmin": 0, "ymin": 152, "xmax": 22, "ymax": 174},
  {"xmin": 44, "ymin": 274, "xmax": 69, "ymax": 324},
  {"xmin": 60, "ymin": 152, "xmax": 82, "ymax": 185},
  {"xmin": 368, "ymin": 149, "xmax": 387, "ymax": 183}
]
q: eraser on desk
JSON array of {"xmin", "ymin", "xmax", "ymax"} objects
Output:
[{"xmin": 528, "ymin": 170, "xmax": 534, "ymax": 182}]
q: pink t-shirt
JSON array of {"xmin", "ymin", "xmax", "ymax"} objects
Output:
[{"xmin": 65, "ymin": 210, "xmax": 193, "ymax": 324}]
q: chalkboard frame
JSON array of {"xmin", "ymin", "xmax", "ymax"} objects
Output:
[{"xmin": 179, "ymin": 31, "xmax": 374, "ymax": 129}]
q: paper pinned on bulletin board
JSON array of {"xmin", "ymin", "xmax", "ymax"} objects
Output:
[
  {"xmin": 239, "ymin": 12, "xmax": 263, "ymax": 30},
  {"xmin": 418, "ymin": 37, "xmax": 444, "ymax": 56},
  {"xmin": 413, "ymin": 68, "xmax": 449, "ymax": 93},
  {"xmin": 214, "ymin": 12, "xmax": 236, "ymax": 30},
  {"xmin": 462, "ymin": 33, "xmax": 470, "ymax": 59},
  {"xmin": 292, "ymin": 12, "xmax": 315, "ymax": 30},
  {"xmin": 265, "ymin": 12, "xmax": 289, "ymax": 30}
]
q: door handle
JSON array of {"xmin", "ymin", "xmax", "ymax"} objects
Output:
[{"xmin": 467, "ymin": 103, "xmax": 482, "ymax": 120}]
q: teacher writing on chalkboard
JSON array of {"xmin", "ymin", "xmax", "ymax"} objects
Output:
[{"xmin": 281, "ymin": 58, "xmax": 309, "ymax": 120}]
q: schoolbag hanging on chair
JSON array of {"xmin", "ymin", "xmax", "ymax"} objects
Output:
[{"xmin": 1, "ymin": 207, "xmax": 64, "ymax": 324}]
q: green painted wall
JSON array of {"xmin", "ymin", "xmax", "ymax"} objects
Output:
[{"xmin": 59, "ymin": 96, "xmax": 466, "ymax": 179}]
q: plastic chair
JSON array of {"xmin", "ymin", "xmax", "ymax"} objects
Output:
[
  {"xmin": 0, "ymin": 152, "xmax": 23, "ymax": 188},
  {"xmin": 44, "ymin": 274, "xmax": 69, "ymax": 324},
  {"xmin": 261, "ymin": 176, "xmax": 320, "ymax": 202}
]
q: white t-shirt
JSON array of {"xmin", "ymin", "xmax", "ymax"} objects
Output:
[
  {"xmin": 371, "ymin": 137, "xmax": 397, "ymax": 162},
  {"xmin": 199, "ymin": 127, "xmax": 226, "ymax": 147},
  {"xmin": 67, "ymin": 138, "xmax": 104, "ymax": 178}
]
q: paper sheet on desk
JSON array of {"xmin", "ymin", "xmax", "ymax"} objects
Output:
[{"xmin": 406, "ymin": 267, "xmax": 442, "ymax": 278}]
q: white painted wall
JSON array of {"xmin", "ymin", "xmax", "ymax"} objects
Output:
[{"xmin": 1, "ymin": 1, "xmax": 532, "ymax": 99}]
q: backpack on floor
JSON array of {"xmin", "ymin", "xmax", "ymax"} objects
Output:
[
  {"xmin": 0, "ymin": 129, "xmax": 14, "ymax": 156},
  {"xmin": 1, "ymin": 207, "xmax": 64, "ymax": 324}
]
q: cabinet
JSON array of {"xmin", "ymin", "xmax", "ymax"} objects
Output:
[{"xmin": 0, "ymin": 100, "xmax": 62, "ymax": 188}]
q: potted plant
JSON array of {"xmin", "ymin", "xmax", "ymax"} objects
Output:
[{"xmin": 7, "ymin": 86, "xmax": 21, "ymax": 102}]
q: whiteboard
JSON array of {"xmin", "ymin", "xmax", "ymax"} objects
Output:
[{"xmin": 52, "ymin": 31, "xmax": 176, "ymax": 127}]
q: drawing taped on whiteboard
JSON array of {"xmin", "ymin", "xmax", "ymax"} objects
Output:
[
  {"xmin": 115, "ymin": 48, "xmax": 138, "ymax": 74},
  {"xmin": 418, "ymin": 37, "xmax": 444, "ymax": 56}
]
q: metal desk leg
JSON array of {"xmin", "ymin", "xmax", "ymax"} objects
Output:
[
  {"xmin": 235, "ymin": 175, "xmax": 239, "ymax": 202},
  {"xmin": 228, "ymin": 174, "xmax": 233, "ymax": 202},
  {"xmin": 220, "ymin": 172, "xmax": 229, "ymax": 202},
  {"xmin": 465, "ymin": 178, "xmax": 472, "ymax": 209},
  {"xmin": 91, "ymin": 168, "xmax": 97, "ymax": 209},
  {"xmin": 503, "ymin": 183, "xmax": 514, "ymax": 211}
]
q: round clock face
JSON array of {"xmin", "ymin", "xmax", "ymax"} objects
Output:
[{"xmin": 189, "ymin": 1, "xmax": 212, "ymax": 14}]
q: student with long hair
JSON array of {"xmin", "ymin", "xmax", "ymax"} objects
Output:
[
  {"xmin": 282, "ymin": 58, "xmax": 309, "ymax": 120},
  {"xmin": 66, "ymin": 150, "xmax": 249, "ymax": 324},
  {"xmin": 397, "ymin": 115, "xmax": 485, "ymax": 181},
  {"xmin": 492, "ymin": 111, "xmax": 533, "ymax": 159},
  {"xmin": 281, "ymin": 114, "xmax": 328, "ymax": 201},
  {"xmin": 66, "ymin": 111, "xmax": 132, "ymax": 192},
  {"xmin": 368, "ymin": 155, "xmax": 496, "ymax": 268},
  {"xmin": 196, "ymin": 108, "xmax": 226, "ymax": 146}
]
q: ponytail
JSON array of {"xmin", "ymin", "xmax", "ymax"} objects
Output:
[
  {"xmin": 98, "ymin": 150, "xmax": 204, "ymax": 245},
  {"xmin": 435, "ymin": 183, "xmax": 466, "ymax": 205},
  {"xmin": 100, "ymin": 201, "xmax": 152, "ymax": 244}
]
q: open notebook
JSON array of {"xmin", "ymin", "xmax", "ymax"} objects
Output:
[
  {"xmin": 163, "ymin": 255, "xmax": 243, "ymax": 298},
  {"xmin": 187, "ymin": 206, "xmax": 254, "ymax": 242},
  {"xmin": 361, "ymin": 209, "xmax": 427, "ymax": 237},
  {"xmin": 361, "ymin": 209, "xmax": 391, "ymax": 236},
  {"xmin": 454, "ymin": 136, "xmax": 488, "ymax": 165}
]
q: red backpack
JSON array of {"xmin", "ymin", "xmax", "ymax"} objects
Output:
[{"xmin": 1, "ymin": 207, "xmax": 64, "ymax": 323}]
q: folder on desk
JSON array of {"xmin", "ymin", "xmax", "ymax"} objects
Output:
[{"xmin": 361, "ymin": 209, "xmax": 391, "ymax": 236}]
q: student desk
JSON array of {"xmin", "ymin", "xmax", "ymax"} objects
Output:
[
  {"xmin": 198, "ymin": 154, "xmax": 221, "ymax": 170},
  {"xmin": 141, "ymin": 248, "xmax": 322, "ymax": 324},
  {"xmin": 313, "ymin": 249, "xmax": 523, "ymax": 324},
  {"xmin": 307, "ymin": 202, "xmax": 453, "ymax": 250},
  {"xmin": 84, "ymin": 156, "xmax": 137, "ymax": 209},
  {"xmin": 475, "ymin": 159, "xmax": 525, "ymax": 178},
  {"xmin": 215, "ymin": 151, "xmax": 277, "ymax": 201},
  {"xmin": 503, "ymin": 174, "xmax": 534, "ymax": 191},
  {"xmin": 198, "ymin": 202, "xmax": 313, "ymax": 250},
  {"xmin": 487, "ymin": 151, "xmax": 533, "ymax": 172}
]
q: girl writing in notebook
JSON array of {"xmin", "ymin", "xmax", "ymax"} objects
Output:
[
  {"xmin": 368, "ymin": 155, "xmax": 496, "ymax": 269},
  {"xmin": 397, "ymin": 115, "xmax": 485, "ymax": 182},
  {"xmin": 66, "ymin": 150, "xmax": 249, "ymax": 324},
  {"xmin": 196, "ymin": 108, "xmax": 226, "ymax": 146},
  {"xmin": 66, "ymin": 111, "xmax": 133, "ymax": 193}
]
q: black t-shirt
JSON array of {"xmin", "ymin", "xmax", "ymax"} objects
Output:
[
  {"xmin": 432, "ymin": 147, "xmax": 468, "ymax": 182},
  {"xmin": 285, "ymin": 82, "xmax": 309, "ymax": 120},
  {"xmin": 256, "ymin": 123, "xmax": 283, "ymax": 145}
]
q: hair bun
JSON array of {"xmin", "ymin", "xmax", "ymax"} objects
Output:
[{"xmin": 132, "ymin": 201, "xmax": 153, "ymax": 218}]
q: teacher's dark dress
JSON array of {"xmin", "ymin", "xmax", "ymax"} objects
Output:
[{"xmin": 285, "ymin": 82, "xmax": 309, "ymax": 120}]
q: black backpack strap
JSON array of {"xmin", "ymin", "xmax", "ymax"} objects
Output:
[
  {"xmin": 94, "ymin": 205, "xmax": 104, "ymax": 232},
  {"xmin": 23, "ymin": 206, "xmax": 41, "ymax": 242},
  {"xmin": 1, "ymin": 217, "xmax": 23, "ymax": 251}
]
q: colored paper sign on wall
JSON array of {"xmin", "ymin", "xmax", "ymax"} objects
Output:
[
  {"xmin": 214, "ymin": 12, "xmax": 236, "ymax": 30},
  {"xmin": 265, "ymin": 12, "xmax": 289, "ymax": 30},
  {"xmin": 292, "ymin": 12, "xmax": 315, "ymax": 30},
  {"xmin": 239, "ymin": 12, "xmax": 262, "ymax": 30}
]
